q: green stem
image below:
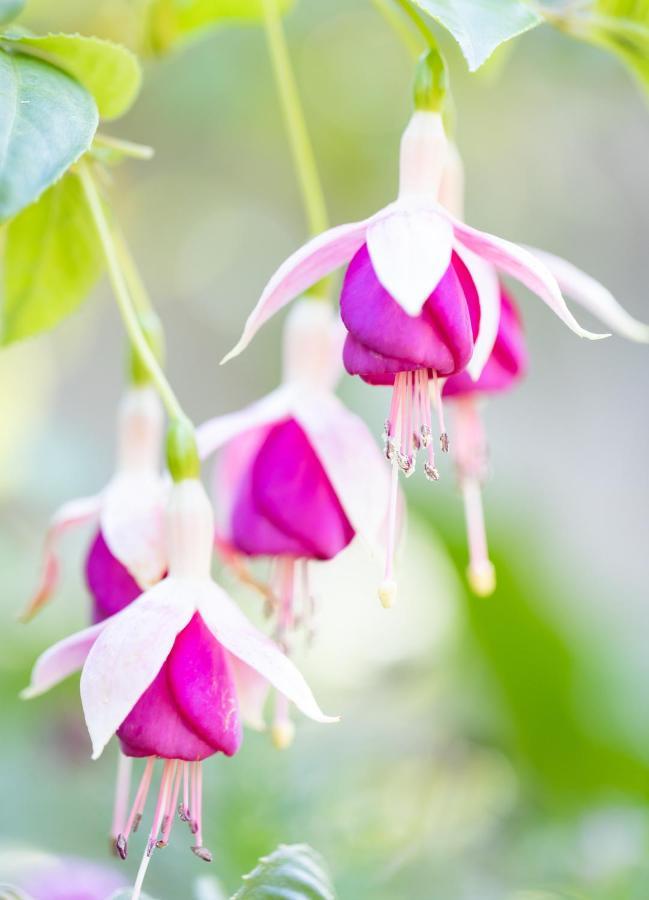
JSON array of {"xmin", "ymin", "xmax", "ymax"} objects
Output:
[
  {"xmin": 391, "ymin": 0, "xmax": 441, "ymax": 51},
  {"xmin": 78, "ymin": 161, "xmax": 186, "ymax": 425},
  {"xmin": 113, "ymin": 227, "xmax": 155, "ymax": 319},
  {"xmin": 261, "ymin": 0, "xmax": 328, "ymax": 238},
  {"xmin": 93, "ymin": 133, "xmax": 155, "ymax": 161}
]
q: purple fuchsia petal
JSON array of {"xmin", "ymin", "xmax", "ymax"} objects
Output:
[
  {"xmin": 231, "ymin": 418, "xmax": 355, "ymax": 561},
  {"xmin": 444, "ymin": 288, "xmax": 528, "ymax": 398},
  {"xmin": 85, "ymin": 530, "xmax": 143, "ymax": 623},
  {"xmin": 340, "ymin": 245, "xmax": 477, "ymax": 381},
  {"xmin": 117, "ymin": 613, "xmax": 242, "ymax": 760}
]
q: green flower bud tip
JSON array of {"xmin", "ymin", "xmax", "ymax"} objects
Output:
[
  {"xmin": 166, "ymin": 417, "xmax": 200, "ymax": 482},
  {"xmin": 129, "ymin": 312, "xmax": 166, "ymax": 387},
  {"xmin": 413, "ymin": 49, "xmax": 448, "ymax": 113}
]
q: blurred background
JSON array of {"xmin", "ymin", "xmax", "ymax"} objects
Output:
[{"xmin": 1, "ymin": 1, "xmax": 649, "ymax": 897}]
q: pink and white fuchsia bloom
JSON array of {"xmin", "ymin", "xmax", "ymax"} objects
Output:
[
  {"xmin": 23, "ymin": 477, "xmax": 334, "ymax": 898},
  {"xmin": 221, "ymin": 109, "xmax": 608, "ymax": 604},
  {"xmin": 20, "ymin": 387, "xmax": 168, "ymax": 623},
  {"xmin": 198, "ymin": 299, "xmax": 392, "ymax": 736}
]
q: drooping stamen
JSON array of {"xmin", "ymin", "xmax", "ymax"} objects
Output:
[
  {"xmin": 157, "ymin": 762, "xmax": 182, "ymax": 848},
  {"xmin": 191, "ymin": 762, "xmax": 213, "ymax": 863},
  {"xmin": 299, "ymin": 560, "xmax": 316, "ymax": 647},
  {"xmin": 432, "ymin": 370, "xmax": 449, "ymax": 452},
  {"xmin": 131, "ymin": 760, "xmax": 175, "ymax": 900},
  {"xmin": 462, "ymin": 477, "xmax": 496, "ymax": 596},
  {"xmin": 116, "ymin": 756, "xmax": 155, "ymax": 859},
  {"xmin": 190, "ymin": 760, "xmax": 199, "ymax": 835},
  {"xmin": 379, "ymin": 457, "xmax": 400, "ymax": 610},
  {"xmin": 179, "ymin": 760, "xmax": 190, "ymax": 822},
  {"xmin": 111, "ymin": 753, "xmax": 133, "ymax": 847}
]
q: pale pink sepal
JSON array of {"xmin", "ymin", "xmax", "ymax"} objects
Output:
[
  {"xmin": 526, "ymin": 248, "xmax": 649, "ymax": 343},
  {"xmin": 100, "ymin": 471, "xmax": 167, "ymax": 588},
  {"xmin": 366, "ymin": 205, "xmax": 455, "ymax": 316},
  {"xmin": 21, "ymin": 621, "xmax": 105, "ymax": 699},
  {"xmin": 221, "ymin": 218, "xmax": 379, "ymax": 364},
  {"xmin": 445, "ymin": 213, "xmax": 609, "ymax": 341},
  {"xmin": 227, "ymin": 654, "xmax": 270, "ymax": 731},
  {"xmin": 291, "ymin": 389, "xmax": 390, "ymax": 558},
  {"xmin": 80, "ymin": 579, "xmax": 194, "ymax": 760},
  {"xmin": 455, "ymin": 245, "xmax": 501, "ymax": 381},
  {"xmin": 197, "ymin": 386, "xmax": 293, "ymax": 461},
  {"xmin": 19, "ymin": 494, "xmax": 102, "ymax": 622},
  {"xmin": 197, "ymin": 581, "xmax": 337, "ymax": 725}
]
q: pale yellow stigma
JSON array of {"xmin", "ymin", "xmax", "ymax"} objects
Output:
[
  {"xmin": 467, "ymin": 561, "xmax": 496, "ymax": 597},
  {"xmin": 271, "ymin": 720, "xmax": 295, "ymax": 750},
  {"xmin": 378, "ymin": 578, "xmax": 397, "ymax": 609}
]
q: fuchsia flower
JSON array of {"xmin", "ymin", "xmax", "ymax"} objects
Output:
[
  {"xmin": 23, "ymin": 476, "xmax": 334, "ymax": 897},
  {"xmin": 198, "ymin": 299, "xmax": 391, "ymax": 738},
  {"xmin": 220, "ymin": 109, "xmax": 609, "ymax": 603},
  {"xmin": 20, "ymin": 387, "xmax": 168, "ymax": 623}
]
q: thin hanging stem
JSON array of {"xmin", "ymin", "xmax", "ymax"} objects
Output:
[
  {"xmin": 391, "ymin": 0, "xmax": 441, "ymax": 51},
  {"xmin": 261, "ymin": 0, "xmax": 328, "ymax": 238},
  {"xmin": 112, "ymin": 227, "xmax": 155, "ymax": 319},
  {"xmin": 79, "ymin": 161, "xmax": 186, "ymax": 424}
]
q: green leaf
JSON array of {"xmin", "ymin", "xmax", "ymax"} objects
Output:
[
  {"xmin": 0, "ymin": 50, "xmax": 97, "ymax": 221},
  {"xmin": 2, "ymin": 171, "xmax": 104, "ymax": 344},
  {"xmin": 3, "ymin": 34, "xmax": 141, "ymax": 119},
  {"xmin": 233, "ymin": 844, "xmax": 335, "ymax": 900},
  {"xmin": 411, "ymin": 0, "xmax": 542, "ymax": 71},
  {"xmin": 0, "ymin": 0, "xmax": 23, "ymax": 26},
  {"xmin": 146, "ymin": 0, "xmax": 295, "ymax": 55}
]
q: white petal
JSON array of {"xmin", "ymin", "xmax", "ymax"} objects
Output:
[
  {"xmin": 19, "ymin": 494, "xmax": 102, "ymax": 621},
  {"xmin": 366, "ymin": 205, "xmax": 454, "ymax": 315},
  {"xmin": 21, "ymin": 621, "xmax": 105, "ymax": 699},
  {"xmin": 447, "ymin": 213, "xmax": 609, "ymax": 340},
  {"xmin": 80, "ymin": 579, "xmax": 195, "ymax": 759},
  {"xmin": 525, "ymin": 247, "xmax": 649, "ymax": 343},
  {"xmin": 100, "ymin": 471, "xmax": 168, "ymax": 588},
  {"xmin": 227, "ymin": 653, "xmax": 270, "ymax": 731},
  {"xmin": 197, "ymin": 581, "xmax": 337, "ymax": 724},
  {"xmin": 291, "ymin": 389, "xmax": 390, "ymax": 559},
  {"xmin": 221, "ymin": 217, "xmax": 378, "ymax": 363},
  {"xmin": 196, "ymin": 386, "xmax": 293, "ymax": 460},
  {"xmin": 454, "ymin": 244, "xmax": 501, "ymax": 381}
]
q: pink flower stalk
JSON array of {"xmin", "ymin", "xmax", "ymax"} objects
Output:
[
  {"xmin": 23, "ymin": 477, "xmax": 335, "ymax": 898},
  {"xmin": 437, "ymin": 143, "xmax": 649, "ymax": 595},
  {"xmin": 20, "ymin": 387, "xmax": 168, "ymax": 623},
  {"xmin": 199, "ymin": 299, "xmax": 391, "ymax": 738},
  {"xmin": 220, "ymin": 111, "xmax": 607, "ymax": 604}
]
